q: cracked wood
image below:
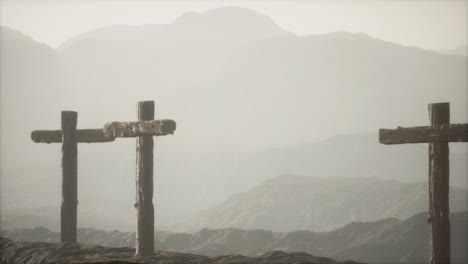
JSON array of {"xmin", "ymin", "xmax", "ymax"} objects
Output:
[
  {"xmin": 379, "ymin": 123, "xmax": 468, "ymax": 145},
  {"xmin": 32, "ymin": 129, "xmax": 115, "ymax": 143},
  {"xmin": 103, "ymin": 120, "xmax": 176, "ymax": 138}
]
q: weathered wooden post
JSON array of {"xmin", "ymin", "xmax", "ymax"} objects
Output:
[
  {"xmin": 428, "ymin": 103, "xmax": 450, "ymax": 264},
  {"xmin": 379, "ymin": 102, "xmax": 467, "ymax": 264},
  {"xmin": 136, "ymin": 101, "xmax": 155, "ymax": 256},
  {"xmin": 103, "ymin": 100, "xmax": 176, "ymax": 256},
  {"xmin": 61, "ymin": 111, "xmax": 78, "ymax": 242},
  {"xmin": 31, "ymin": 111, "xmax": 115, "ymax": 243}
]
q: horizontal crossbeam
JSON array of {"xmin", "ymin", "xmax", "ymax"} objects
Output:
[
  {"xmin": 379, "ymin": 123, "xmax": 468, "ymax": 145},
  {"xmin": 103, "ymin": 119, "xmax": 176, "ymax": 138},
  {"xmin": 32, "ymin": 129, "xmax": 115, "ymax": 144}
]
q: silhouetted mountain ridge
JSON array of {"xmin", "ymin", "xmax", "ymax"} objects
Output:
[
  {"xmin": 184, "ymin": 174, "xmax": 468, "ymax": 232},
  {"xmin": 0, "ymin": 237, "xmax": 361, "ymax": 264},
  {"xmin": 59, "ymin": 7, "xmax": 290, "ymax": 51},
  {"xmin": 219, "ymin": 133, "xmax": 467, "ymax": 196},
  {"xmin": 1, "ymin": 7, "xmax": 467, "ymax": 233},
  {"xmin": 2, "ymin": 211, "xmax": 467, "ymax": 263}
]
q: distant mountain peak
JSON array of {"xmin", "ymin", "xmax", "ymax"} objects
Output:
[
  {"xmin": 59, "ymin": 6, "xmax": 291, "ymax": 52},
  {"xmin": 174, "ymin": 6, "xmax": 277, "ymax": 25},
  {"xmin": 167, "ymin": 6, "xmax": 291, "ymax": 43}
]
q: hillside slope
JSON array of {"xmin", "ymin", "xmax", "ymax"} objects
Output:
[
  {"xmin": 219, "ymin": 134, "xmax": 468, "ymax": 197},
  {"xmin": 3, "ymin": 211, "xmax": 467, "ymax": 264},
  {"xmin": 1, "ymin": 7, "xmax": 467, "ymax": 232},
  {"xmin": 187, "ymin": 175, "xmax": 468, "ymax": 232},
  {"xmin": 0, "ymin": 237, "xmax": 361, "ymax": 264}
]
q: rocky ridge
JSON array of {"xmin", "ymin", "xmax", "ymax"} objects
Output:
[
  {"xmin": 3, "ymin": 211, "xmax": 467, "ymax": 263},
  {"xmin": 0, "ymin": 237, "xmax": 361, "ymax": 264}
]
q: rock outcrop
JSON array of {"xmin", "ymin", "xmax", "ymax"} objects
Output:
[{"xmin": 0, "ymin": 237, "xmax": 361, "ymax": 264}]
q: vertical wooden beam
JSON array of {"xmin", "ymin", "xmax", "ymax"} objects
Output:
[
  {"xmin": 428, "ymin": 102, "xmax": 450, "ymax": 264},
  {"xmin": 60, "ymin": 111, "xmax": 78, "ymax": 243},
  {"xmin": 135, "ymin": 101, "xmax": 155, "ymax": 256}
]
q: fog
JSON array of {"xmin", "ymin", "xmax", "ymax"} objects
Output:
[
  {"xmin": 1, "ymin": 0, "xmax": 467, "ymax": 50},
  {"xmin": 0, "ymin": 3, "xmax": 467, "ymax": 237}
]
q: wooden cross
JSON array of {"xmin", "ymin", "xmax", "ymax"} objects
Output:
[
  {"xmin": 379, "ymin": 102, "xmax": 468, "ymax": 264},
  {"xmin": 103, "ymin": 101, "xmax": 176, "ymax": 257},
  {"xmin": 31, "ymin": 111, "xmax": 115, "ymax": 243}
]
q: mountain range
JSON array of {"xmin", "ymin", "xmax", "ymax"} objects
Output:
[
  {"xmin": 0, "ymin": 238, "xmax": 362, "ymax": 264},
  {"xmin": 2, "ymin": 173, "xmax": 467, "ymax": 236},
  {"xmin": 438, "ymin": 45, "xmax": 467, "ymax": 56},
  {"xmin": 1, "ymin": 7, "xmax": 467, "ymax": 231},
  {"xmin": 218, "ymin": 133, "xmax": 468, "ymax": 198},
  {"xmin": 3, "ymin": 211, "xmax": 467, "ymax": 264},
  {"xmin": 185, "ymin": 174, "xmax": 468, "ymax": 232}
]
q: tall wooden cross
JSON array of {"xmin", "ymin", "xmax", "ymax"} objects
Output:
[
  {"xmin": 379, "ymin": 102, "xmax": 468, "ymax": 264},
  {"xmin": 103, "ymin": 101, "xmax": 176, "ymax": 257},
  {"xmin": 31, "ymin": 111, "xmax": 115, "ymax": 243}
]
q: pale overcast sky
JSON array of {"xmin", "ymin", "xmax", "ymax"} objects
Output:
[{"xmin": 0, "ymin": 0, "xmax": 466, "ymax": 50}]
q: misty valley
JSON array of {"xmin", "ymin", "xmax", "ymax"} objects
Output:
[{"xmin": 1, "ymin": 6, "xmax": 467, "ymax": 264}]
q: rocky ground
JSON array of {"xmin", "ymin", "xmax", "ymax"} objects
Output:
[
  {"xmin": 0, "ymin": 237, "xmax": 363, "ymax": 264},
  {"xmin": 3, "ymin": 211, "xmax": 468, "ymax": 263}
]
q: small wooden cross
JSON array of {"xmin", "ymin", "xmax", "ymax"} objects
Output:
[
  {"xmin": 31, "ymin": 111, "xmax": 115, "ymax": 243},
  {"xmin": 379, "ymin": 102, "xmax": 468, "ymax": 264},
  {"xmin": 103, "ymin": 101, "xmax": 176, "ymax": 257}
]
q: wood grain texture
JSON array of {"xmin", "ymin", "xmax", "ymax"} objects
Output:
[
  {"xmin": 378, "ymin": 102, "xmax": 463, "ymax": 264},
  {"xmin": 428, "ymin": 103, "xmax": 450, "ymax": 264},
  {"xmin": 104, "ymin": 119, "xmax": 176, "ymax": 138},
  {"xmin": 60, "ymin": 111, "xmax": 78, "ymax": 243},
  {"xmin": 135, "ymin": 101, "xmax": 155, "ymax": 257},
  {"xmin": 32, "ymin": 129, "xmax": 115, "ymax": 143},
  {"xmin": 379, "ymin": 123, "xmax": 468, "ymax": 144}
]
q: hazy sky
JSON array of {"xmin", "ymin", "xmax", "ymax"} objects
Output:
[{"xmin": 0, "ymin": 0, "xmax": 466, "ymax": 50}]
